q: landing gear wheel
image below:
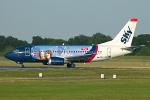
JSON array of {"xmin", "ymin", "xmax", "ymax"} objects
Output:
[
  {"xmin": 71, "ymin": 64, "xmax": 75, "ymax": 68},
  {"xmin": 20, "ymin": 64, "xmax": 24, "ymax": 68},
  {"xmin": 67, "ymin": 63, "xmax": 75, "ymax": 68},
  {"xmin": 43, "ymin": 62, "xmax": 48, "ymax": 65}
]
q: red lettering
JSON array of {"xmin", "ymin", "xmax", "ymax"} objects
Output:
[{"xmin": 81, "ymin": 48, "xmax": 88, "ymax": 50}]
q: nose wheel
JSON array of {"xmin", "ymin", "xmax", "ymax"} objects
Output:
[
  {"xmin": 20, "ymin": 64, "xmax": 24, "ymax": 68},
  {"xmin": 16, "ymin": 62, "xmax": 24, "ymax": 68}
]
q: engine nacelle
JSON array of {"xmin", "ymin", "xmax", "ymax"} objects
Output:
[{"xmin": 48, "ymin": 57, "xmax": 64, "ymax": 65}]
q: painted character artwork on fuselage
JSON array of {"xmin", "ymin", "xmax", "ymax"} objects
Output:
[
  {"xmin": 31, "ymin": 45, "xmax": 95, "ymax": 60},
  {"xmin": 37, "ymin": 50, "xmax": 52, "ymax": 60}
]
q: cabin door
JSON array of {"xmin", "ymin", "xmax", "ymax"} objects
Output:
[
  {"xmin": 107, "ymin": 48, "xmax": 111, "ymax": 58},
  {"xmin": 25, "ymin": 47, "xmax": 30, "ymax": 56}
]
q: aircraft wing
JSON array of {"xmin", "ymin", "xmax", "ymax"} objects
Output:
[
  {"xmin": 121, "ymin": 45, "xmax": 145, "ymax": 50},
  {"xmin": 65, "ymin": 53, "xmax": 96, "ymax": 62}
]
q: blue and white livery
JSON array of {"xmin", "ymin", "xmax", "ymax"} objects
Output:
[{"xmin": 5, "ymin": 19, "xmax": 143, "ymax": 68}]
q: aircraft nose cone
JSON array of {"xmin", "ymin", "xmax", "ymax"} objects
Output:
[
  {"xmin": 4, "ymin": 52, "xmax": 13, "ymax": 60},
  {"xmin": 4, "ymin": 53, "xmax": 10, "ymax": 59}
]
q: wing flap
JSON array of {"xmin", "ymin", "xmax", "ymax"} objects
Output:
[{"xmin": 65, "ymin": 53, "xmax": 96, "ymax": 62}]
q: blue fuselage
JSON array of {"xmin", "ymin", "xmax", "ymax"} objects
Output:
[{"xmin": 4, "ymin": 45, "xmax": 97, "ymax": 63}]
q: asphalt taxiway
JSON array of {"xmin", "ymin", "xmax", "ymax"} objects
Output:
[
  {"xmin": 1, "ymin": 66, "xmax": 150, "ymax": 82},
  {"xmin": 0, "ymin": 67, "xmax": 85, "ymax": 70},
  {"xmin": 0, "ymin": 77, "xmax": 96, "ymax": 82}
]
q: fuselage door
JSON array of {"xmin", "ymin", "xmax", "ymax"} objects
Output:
[
  {"xmin": 25, "ymin": 47, "xmax": 30, "ymax": 56},
  {"xmin": 107, "ymin": 48, "xmax": 111, "ymax": 58}
]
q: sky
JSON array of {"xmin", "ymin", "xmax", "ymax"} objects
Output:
[{"xmin": 0, "ymin": 0, "xmax": 150, "ymax": 43}]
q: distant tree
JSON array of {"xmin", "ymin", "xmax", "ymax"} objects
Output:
[
  {"xmin": 67, "ymin": 38, "xmax": 75, "ymax": 45},
  {"xmin": 135, "ymin": 47, "xmax": 150, "ymax": 56},
  {"xmin": 132, "ymin": 34, "xmax": 150, "ymax": 47},
  {"xmin": 0, "ymin": 35, "xmax": 6, "ymax": 50},
  {"xmin": 130, "ymin": 34, "xmax": 150, "ymax": 56},
  {"xmin": 52, "ymin": 39, "xmax": 67, "ymax": 45},
  {"xmin": 32, "ymin": 36, "xmax": 44, "ymax": 45},
  {"xmin": 42, "ymin": 38, "xmax": 55, "ymax": 45},
  {"xmin": 88, "ymin": 32, "xmax": 112, "ymax": 45},
  {"xmin": 31, "ymin": 36, "xmax": 67, "ymax": 45},
  {"xmin": 67, "ymin": 35, "xmax": 90, "ymax": 45},
  {"xmin": 0, "ymin": 35, "xmax": 28, "ymax": 56}
]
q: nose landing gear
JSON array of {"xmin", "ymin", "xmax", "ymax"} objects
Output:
[
  {"xmin": 16, "ymin": 62, "xmax": 24, "ymax": 68},
  {"xmin": 20, "ymin": 64, "xmax": 24, "ymax": 68}
]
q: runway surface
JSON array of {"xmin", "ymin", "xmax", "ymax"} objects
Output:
[
  {"xmin": 1, "ymin": 66, "xmax": 150, "ymax": 82},
  {"xmin": 0, "ymin": 77, "xmax": 96, "ymax": 82},
  {"xmin": 1, "ymin": 66, "xmax": 150, "ymax": 70}
]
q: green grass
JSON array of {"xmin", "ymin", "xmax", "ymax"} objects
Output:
[
  {"xmin": 0, "ymin": 56, "xmax": 150, "ymax": 100},
  {"xmin": 1, "ymin": 69, "xmax": 150, "ymax": 100},
  {"xmin": 1, "ymin": 79, "xmax": 150, "ymax": 100},
  {"xmin": 0, "ymin": 69, "xmax": 150, "ymax": 79}
]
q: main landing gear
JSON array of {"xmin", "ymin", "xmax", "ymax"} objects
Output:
[{"xmin": 67, "ymin": 63, "xmax": 75, "ymax": 68}]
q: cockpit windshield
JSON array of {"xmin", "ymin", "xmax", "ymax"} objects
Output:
[{"xmin": 12, "ymin": 49, "xmax": 19, "ymax": 53}]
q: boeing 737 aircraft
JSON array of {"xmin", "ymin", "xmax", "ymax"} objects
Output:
[{"xmin": 4, "ymin": 19, "xmax": 143, "ymax": 68}]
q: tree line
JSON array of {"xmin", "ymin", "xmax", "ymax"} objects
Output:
[{"xmin": 0, "ymin": 33, "xmax": 150, "ymax": 56}]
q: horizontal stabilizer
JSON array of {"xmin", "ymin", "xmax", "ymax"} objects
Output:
[{"xmin": 121, "ymin": 45, "xmax": 145, "ymax": 50}]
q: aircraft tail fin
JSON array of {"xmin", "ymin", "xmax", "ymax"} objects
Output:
[{"xmin": 99, "ymin": 19, "xmax": 138, "ymax": 47}]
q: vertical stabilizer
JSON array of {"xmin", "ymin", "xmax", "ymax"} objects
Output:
[{"xmin": 99, "ymin": 19, "xmax": 138, "ymax": 47}]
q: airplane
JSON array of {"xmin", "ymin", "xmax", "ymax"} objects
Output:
[{"xmin": 4, "ymin": 19, "xmax": 143, "ymax": 68}]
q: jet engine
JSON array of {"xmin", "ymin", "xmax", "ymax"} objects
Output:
[{"xmin": 47, "ymin": 57, "xmax": 64, "ymax": 65}]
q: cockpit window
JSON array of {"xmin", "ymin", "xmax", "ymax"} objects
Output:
[{"xmin": 13, "ymin": 49, "xmax": 19, "ymax": 53}]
